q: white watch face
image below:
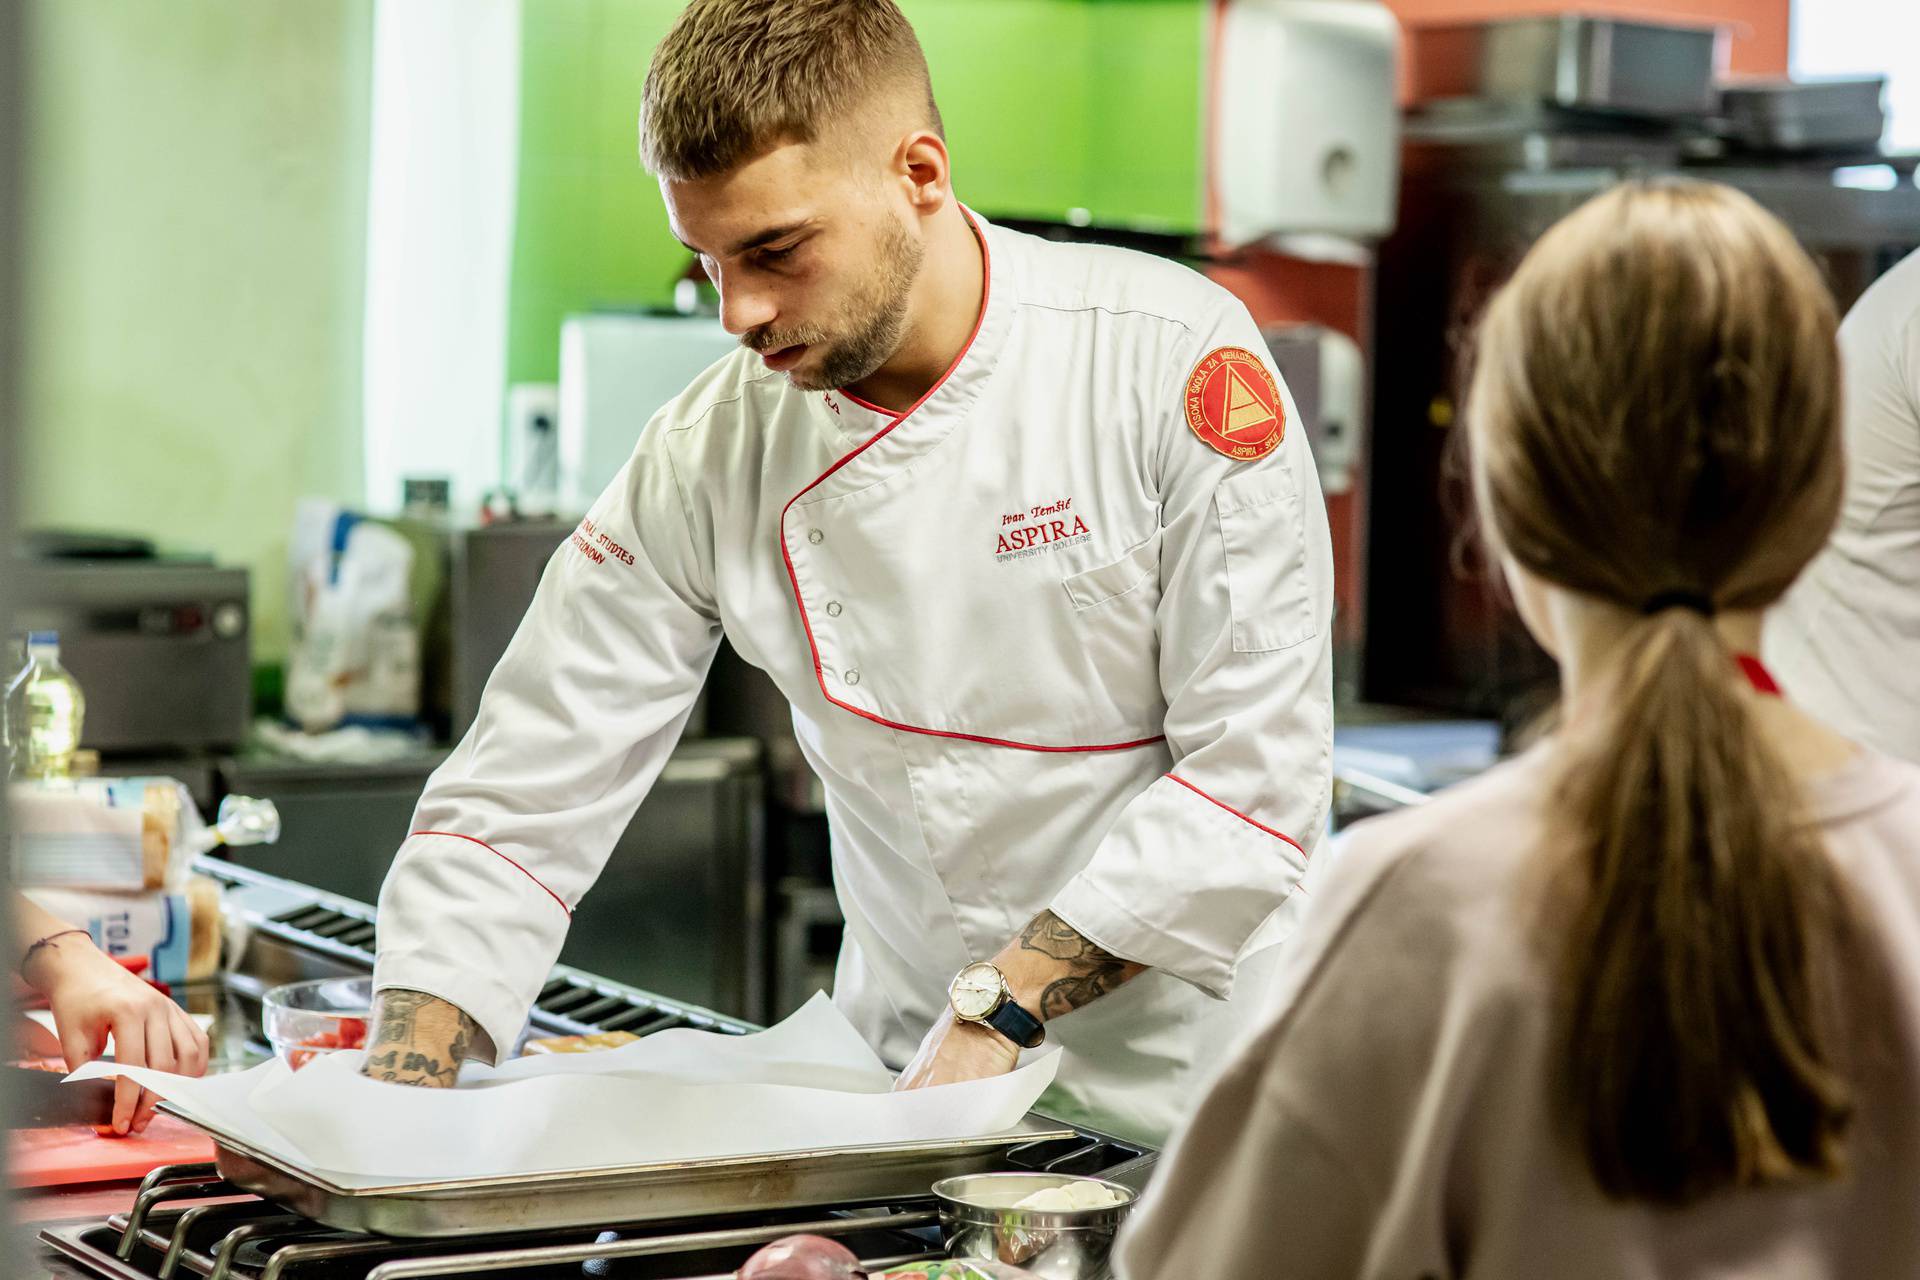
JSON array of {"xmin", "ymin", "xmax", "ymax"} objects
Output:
[{"xmin": 950, "ymin": 963, "xmax": 1002, "ymax": 1021}]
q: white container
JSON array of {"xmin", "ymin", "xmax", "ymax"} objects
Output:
[
  {"xmin": 1212, "ymin": 0, "xmax": 1401, "ymax": 245},
  {"xmin": 558, "ymin": 314, "xmax": 738, "ymax": 513}
]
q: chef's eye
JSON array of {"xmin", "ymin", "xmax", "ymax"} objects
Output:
[{"xmin": 757, "ymin": 244, "xmax": 797, "ymax": 267}]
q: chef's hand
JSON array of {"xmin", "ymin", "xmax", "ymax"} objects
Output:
[
  {"xmin": 360, "ymin": 988, "xmax": 491, "ymax": 1088},
  {"xmin": 21, "ymin": 930, "xmax": 209, "ymax": 1135},
  {"xmin": 892, "ymin": 1011, "xmax": 1020, "ymax": 1091}
]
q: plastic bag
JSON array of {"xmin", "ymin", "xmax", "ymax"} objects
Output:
[
  {"xmin": 9, "ymin": 777, "xmax": 279, "ymax": 892},
  {"xmin": 22, "ymin": 876, "xmax": 224, "ymax": 983},
  {"xmin": 286, "ymin": 500, "xmax": 421, "ymax": 733}
]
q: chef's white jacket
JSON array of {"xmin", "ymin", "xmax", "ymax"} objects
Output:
[
  {"xmin": 1767, "ymin": 247, "xmax": 1920, "ymax": 763},
  {"xmin": 373, "ymin": 212, "xmax": 1335, "ymax": 1141}
]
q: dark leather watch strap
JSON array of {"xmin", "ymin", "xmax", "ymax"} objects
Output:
[{"xmin": 985, "ymin": 995, "xmax": 1045, "ymax": 1049}]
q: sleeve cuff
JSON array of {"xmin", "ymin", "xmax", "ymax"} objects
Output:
[
  {"xmin": 373, "ymin": 950, "xmax": 534, "ymax": 1067},
  {"xmin": 1047, "ymin": 774, "xmax": 1310, "ymax": 999},
  {"xmin": 373, "ymin": 831, "xmax": 575, "ymax": 1065}
]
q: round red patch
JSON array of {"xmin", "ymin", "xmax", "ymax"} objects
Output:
[{"xmin": 1184, "ymin": 346, "xmax": 1285, "ymax": 462}]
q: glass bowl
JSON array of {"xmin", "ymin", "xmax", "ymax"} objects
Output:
[{"xmin": 262, "ymin": 976, "xmax": 372, "ymax": 1070}]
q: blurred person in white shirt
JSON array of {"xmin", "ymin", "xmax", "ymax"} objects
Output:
[{"xmin": 1766, "ymin": 247, "xmax": 1920, "ymax": 762}]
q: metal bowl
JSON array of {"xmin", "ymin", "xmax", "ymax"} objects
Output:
[{"xmin": 932, "ymin": 1172, "xmax": 1136, "ymax": 1280}]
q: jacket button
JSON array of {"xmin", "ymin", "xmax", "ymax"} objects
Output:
[
  {"xmin": 844, "ymin": 669, "xmax": 861, "ymax": 686},
  {"xmin": 826, "ymin": 601, "xmax": 843, "ymax": 617},
  {"xmin": 807, "ymin": 528, "xmax": 824, "ymax": 545}
]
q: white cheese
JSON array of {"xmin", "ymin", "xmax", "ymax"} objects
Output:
[{"xmin": 1010, "ymin": 1181, "xmax": 1126, "ymax": 1212}]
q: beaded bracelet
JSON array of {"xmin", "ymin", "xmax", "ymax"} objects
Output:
[{"xmin": 19, "ymin": 927, "xmax": 91, "ymax": 980}]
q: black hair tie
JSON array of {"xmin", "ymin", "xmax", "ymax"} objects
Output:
[{"xmin": 1641, "ymin": 590, "xmax": 1716, "ymax": 617}]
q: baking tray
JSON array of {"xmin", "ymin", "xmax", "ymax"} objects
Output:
[
  {"xmin": 1718, "ymin": 77, "xmax": 1887, "ymax": 152},
  {"xmin": 1408, "ymin": 15, "xmax": 1720, "ymax": 117},
  {"xmin": 164, "ymin": 1103, "xmax": 1078, "ymax": 1238}
]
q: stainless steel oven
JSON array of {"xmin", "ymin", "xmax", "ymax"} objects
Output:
[{"xmin": 13, "ymin": 556, "xmax": 251, "ymax": 753}]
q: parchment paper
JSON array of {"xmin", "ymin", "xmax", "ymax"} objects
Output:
[{"xmin": 68, "ymin": 993, "xmax": 1061, "ymax": 1188}]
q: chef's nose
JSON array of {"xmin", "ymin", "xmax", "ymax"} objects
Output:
[{"xmin": 717, "ymin": 276, "xmax": 778, "ymax": 339}]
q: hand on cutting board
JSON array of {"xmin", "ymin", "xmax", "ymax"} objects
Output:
[
  {"xmin": 16, "ymin": 907, "xmax": 209, "ymax": 1136},
  {"xmin": 892, "ymin": 1011, "xmax": 1021, "ymax": 1091}
]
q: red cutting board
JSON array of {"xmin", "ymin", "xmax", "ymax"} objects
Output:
[{"xmin": 9, "ymin": 1114, "xmax": 216, "ymax": 1187}]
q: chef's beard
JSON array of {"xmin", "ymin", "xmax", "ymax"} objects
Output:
[{"xmin": 745, "ymin": 216, "xmax": 924, "ymax": 393}]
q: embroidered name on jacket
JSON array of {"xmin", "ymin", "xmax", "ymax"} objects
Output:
[
  {"xmin": 995, "ymin": 498, "xmax": 1092, "ymax": 562},
  {"xmin": 572, "ymin": 517, "xmax": 637, "ymax": 567}
]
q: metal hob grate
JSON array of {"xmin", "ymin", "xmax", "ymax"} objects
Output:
[
  {"xmin": 40, "ymin": 1163, "xmax": 942, "ymax": 1279},
  {"xmin": 40, "ymin": 1130, "xmax": 1152, "ymax": 1280}
]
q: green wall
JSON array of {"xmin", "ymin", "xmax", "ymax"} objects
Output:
[
  {"xmin": 20, "ymin": 0, "xmax": 375, "ymax": 662},
  {"xmin": 17, "ymin": 0, "xmax": 1207, "ymax": 660},
  {"xmin": 506, "ymin": 0, "xmax": 1208, "ymax": 386}
]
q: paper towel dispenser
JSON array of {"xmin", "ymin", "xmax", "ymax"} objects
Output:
[{"xmin": 1211, "ymin": 0, "xmax": 1401, "ymax": 245}]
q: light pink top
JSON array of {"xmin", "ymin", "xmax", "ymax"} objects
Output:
[{"xmin": 1118, "ymin": 745, "xmax": 1920, "ymax": 1279}]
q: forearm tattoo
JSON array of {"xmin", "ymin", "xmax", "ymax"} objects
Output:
[
  {"xmin": 1018, "ymin": 911, "xmax": 1146, "ymax": 1020},
  {"xmin": 361, "ymin": 988, "xmax": 480, "ymax": 1087}
]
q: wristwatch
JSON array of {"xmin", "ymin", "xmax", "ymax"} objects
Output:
[{"xmin": 947, "ymin": 961, "xmax": 1046, "ymax": 1049}]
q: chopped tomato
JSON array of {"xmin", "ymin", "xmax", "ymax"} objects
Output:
[{"xmin": 285, "ymin": 1015, "xmax": 370, "ymax": 1069}]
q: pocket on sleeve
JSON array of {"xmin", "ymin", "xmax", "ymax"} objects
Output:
[{"xmin": 1216, "ymin": 463, "xmax": 1315, "ymax": 653}]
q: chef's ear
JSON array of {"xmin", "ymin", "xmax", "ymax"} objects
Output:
[{"xmin": 895, "ymin": 129, "xmax": 952, "ymax": 214}]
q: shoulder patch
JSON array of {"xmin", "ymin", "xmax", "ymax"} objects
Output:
[{"xmin": 1184, "ymin": 346, "xmax": 1285, "ymax": 462}]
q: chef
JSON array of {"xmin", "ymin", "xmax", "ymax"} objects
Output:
[
  {"xmin": 363, "ymin": 0, "xmax": 1333, "ymax": 1143},
  {"xmin": 1765, "ymin": 246, "xmax": 1920, "ymax": 763}
]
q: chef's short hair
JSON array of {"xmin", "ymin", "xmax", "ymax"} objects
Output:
[{"xmin": 640, "ymin": 0, "xmax": 943, "ymax": 181}]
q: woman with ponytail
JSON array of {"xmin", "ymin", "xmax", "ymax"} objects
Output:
[{"xmin": 1116, "ymin": 180, "xmax": 1920, "ymax": 1278}]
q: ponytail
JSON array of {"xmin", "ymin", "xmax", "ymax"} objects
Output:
[{"xmin": 1554, "ymin": 609, "xmax": 1856, "ymax": 1205}]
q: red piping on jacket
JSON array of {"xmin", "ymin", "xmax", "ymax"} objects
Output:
[
  {"xmin": 778, "ymin": 210, "xmax": 1165, "ymax": 755},
  {"xmin": 410, "ymin": 830, "xmax": 572, "ymax": 917},
  {"xmin": 1165, "ymin": 774, "xmax": 1306, "ymax": 855},
  {"xmin": 839, "ymin": 388, "xmax": 892, "ymax": 416}
]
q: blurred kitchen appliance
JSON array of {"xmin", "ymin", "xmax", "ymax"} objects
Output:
[
  {"xmin": 557, "ymin": 313, "xmax": 737, "ymax": 512},
  {"xmin": 1263, "ymin": 323, "xmax": 1364, "ymax": 497},
  {"xmin": 504, "ymin": 381, "xmax": 561, "ymax": 515},
  {"xmin": 1212, "ymin": 0, "xmax": 1400, "ymax": 244},
  {"xmin": 1719, "ymin": 77, "xmax": 1889, "ymax": 153},
  {"xmin": 445, "ymin": 518, "xmax": 577, "ymax": 740},
  {"xmin": 215, "ymin": 736, "xmax": 765, "ymax": 1019},
  {"xmin": 14, "ymin": 542, "xmax": 250, "ymax": 753},
  {"xmin": 1362, "ymin": 56, "xmax": 1920, "ymax": 721},
  {"xmin": 1407, "ymin": 14, "xmax": 1722, "ymax": 117},
  {"xmin": 404, "ymin": 517, "xmax": 717, "ymax": 745}
]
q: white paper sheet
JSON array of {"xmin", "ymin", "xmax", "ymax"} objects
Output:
[{"xmin": 68, "ymin": 993, "xmax": 1061, "ymax": 1189}]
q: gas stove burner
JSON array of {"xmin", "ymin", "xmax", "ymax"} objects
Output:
[
  {"xmin": 40, "ymin": 1135, "xmax": 1152, "ymax": 1279},
  {"xmin": 40, "ymin": 1162, "xmax": 947, "ymax": 1279}
]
